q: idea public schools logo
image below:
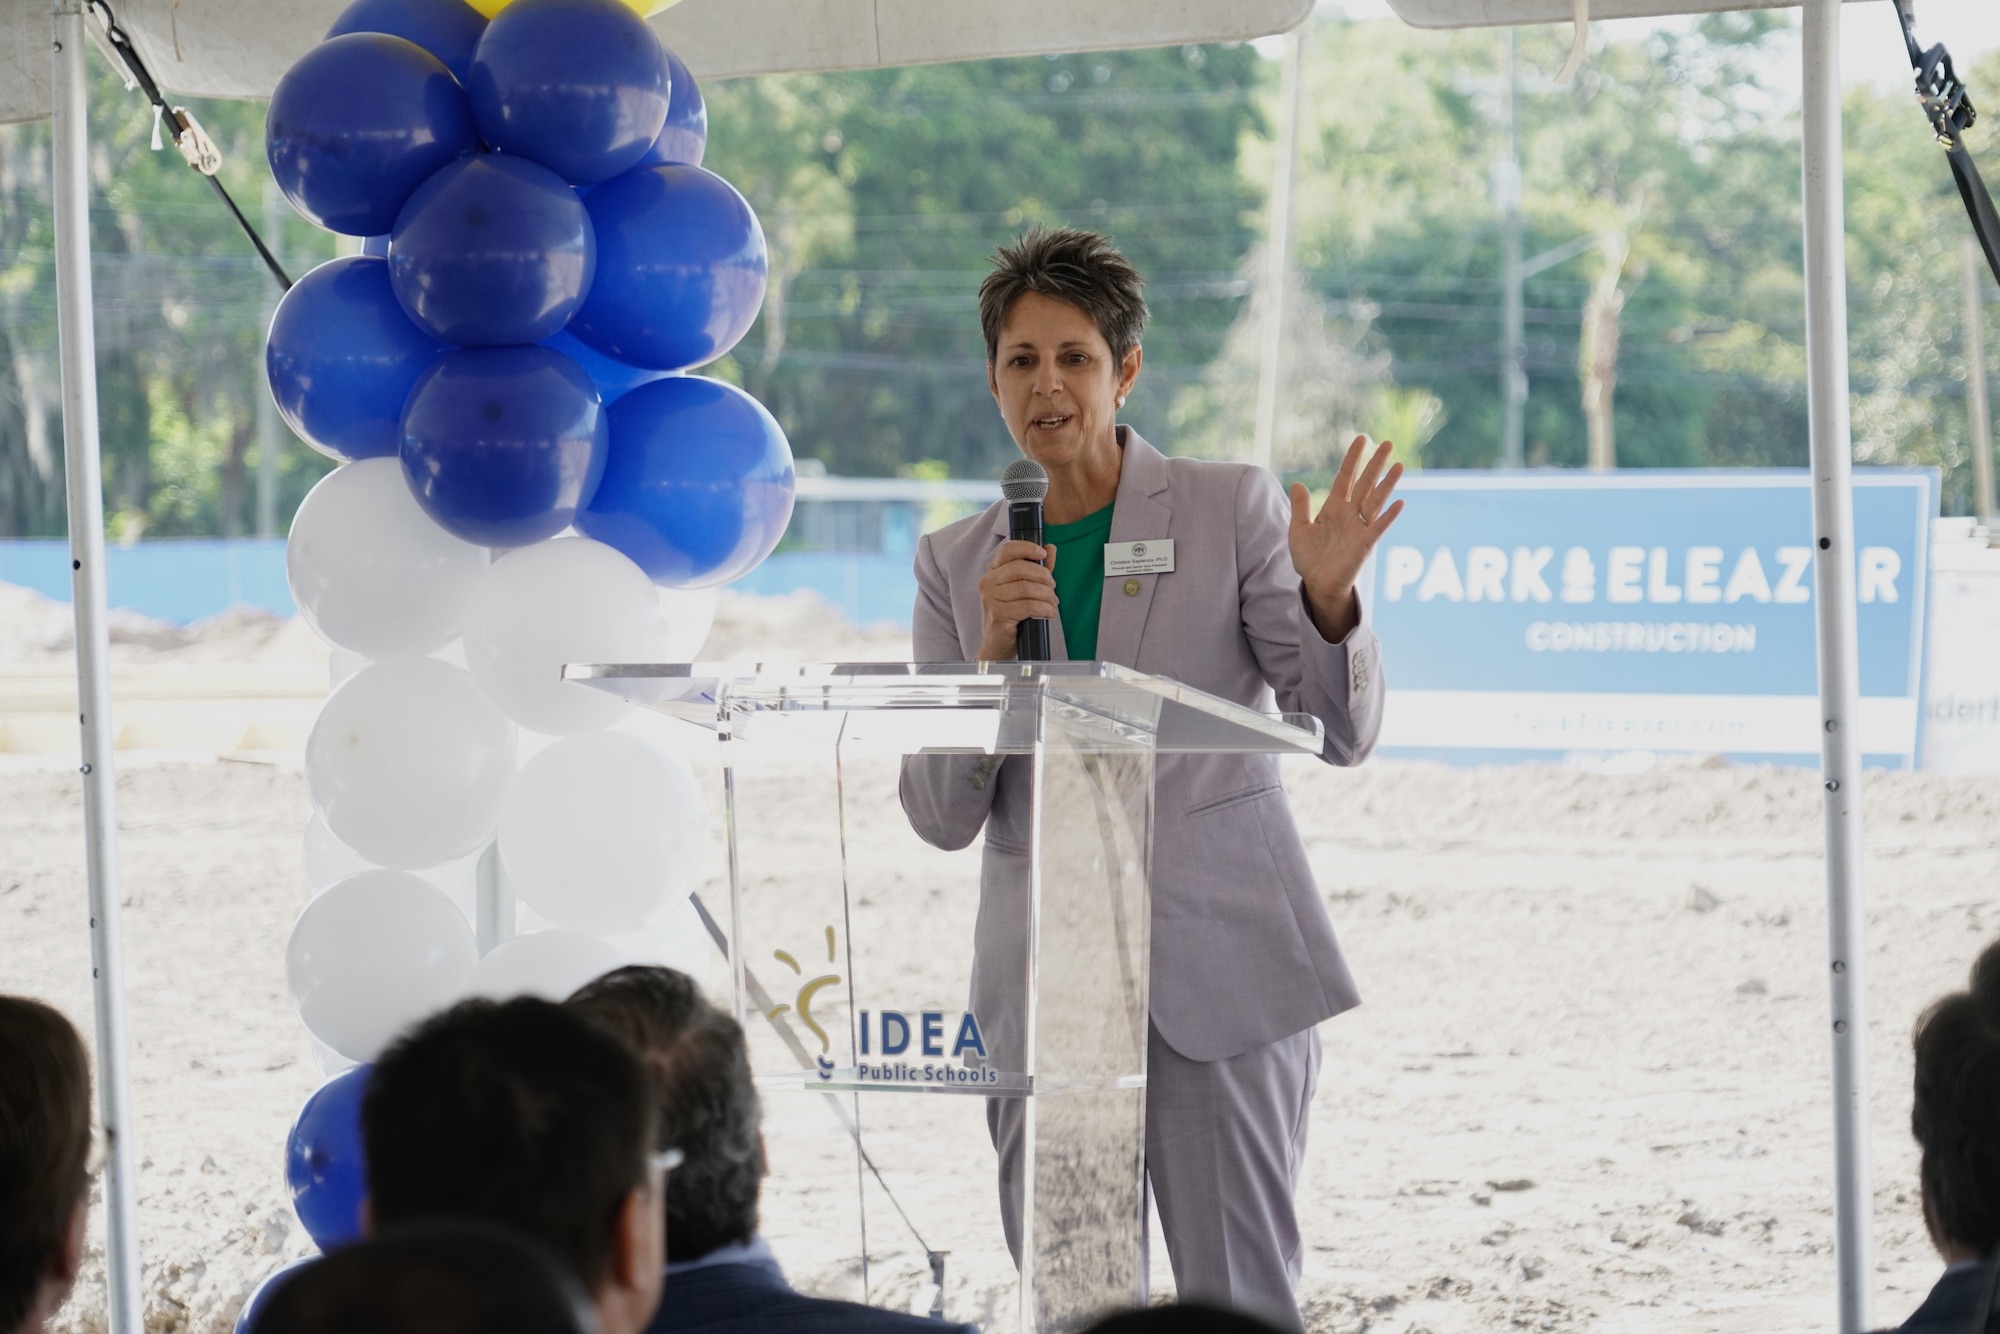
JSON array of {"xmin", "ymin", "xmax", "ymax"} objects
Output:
[
  {"xmin": 856, "ymin": 1006, "xmax": 993, "ymax": 1086},
  {"xmin": 767, "ymin": 925, "xmax": 992, "ymax": 1085}
]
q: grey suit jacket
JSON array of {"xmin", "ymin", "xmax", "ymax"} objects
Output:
[{"xmin": 897, "ymin": 429, "xmax": 1382, "ymax": 1063}]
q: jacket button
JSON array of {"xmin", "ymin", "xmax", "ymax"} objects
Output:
[{"xmin": 1123, "ymin": 578, "xmax": 1142, "ymax": 596}]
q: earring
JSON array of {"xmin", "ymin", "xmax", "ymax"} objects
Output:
[{"xmin": 1115, "ymin": 394, "xmax": 1126, "ymax": 409}]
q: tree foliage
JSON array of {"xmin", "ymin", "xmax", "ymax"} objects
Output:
[{"xmin": 2, "ymin": 17, "xmax": 1997, "ymax": 538}]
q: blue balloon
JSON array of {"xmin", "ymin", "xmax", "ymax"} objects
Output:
[
  {"xmin": 267, "ymin": 256, "xmax": 449, "ymax": 463},
  {"xmin": 360, "ymin": 234, "xmax": 390, "ymax": 257},
  {"xmin": 467, "ymin": 0, "xmax": 668, "ymax": 186},
  {"xmin": 234, "ymin": 1255, "xmax": 320, "ymax": 1334},
  {"xmin": 576, "ymin": 376, "xmax": 795, "ymax": 587},
  {"xmin": 568, "ymin": 166, "xmax": 766, "ymax": 372},
  {"xmin": 401, "ymin": 345, "xmax": 607, "ymax": 547},
  {"xmin": 542, "ymin": 329, "xmax": 671, "ymax": 405},
  {"xmin": 325, "ymin": 0, "xmax": 488, "ymax": 85},
  {"xmin": 638, "ymin": 46, "xmax": 706, "ymax": 168},
  {"xmin": 285, "ymin": 1066, "xmax": 371, "ymax": 1252},
  {"xmin": 390, "ymin": 154, "xmax": 595, "ymax": 346},
  {"xmin": 267, "ymin": 33, "xmax": 479, "ymax": 236}
]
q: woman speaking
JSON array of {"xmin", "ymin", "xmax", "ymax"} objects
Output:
[{"xmin": 898, "ymin": 228, "xmax": 1404, "ymax": 1330}]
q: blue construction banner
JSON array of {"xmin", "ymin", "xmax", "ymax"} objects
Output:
[{"xmin": 1365, "ymin": 469, "xmax": 1937, "ymax": 768}]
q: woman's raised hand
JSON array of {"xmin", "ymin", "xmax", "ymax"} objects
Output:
[
  {"xmin": 1287, "ymin": 435, "xmax": 1405, "ymax": 643},
  {"xmin": 976, "ymin": 540, "xmax": 1059, "ymax": 661}
]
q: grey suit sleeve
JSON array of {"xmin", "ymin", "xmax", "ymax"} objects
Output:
[
  {"xmin": 898, "ymin": 531, "xmax": 1004, "ymax": 851},
  {"xmin": 1235, "ymin": 467, "xmax": 1385, "ymax": 767}
]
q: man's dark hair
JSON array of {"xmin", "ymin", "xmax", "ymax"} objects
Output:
[
  {"xmin": 978, "ymin": 227, "xmax": 1148, "ymax": 366},
  {"xmin": 1082, "ymin": 1304, "xmax": 1285, "ymax": 1334},
  {"xmin": 0, "ymin": 997, "xmax": 92, "ymax": 1334},
  {"xmin": 1912, "ymin": 937, "xmax": 2000, "ymax": 1255},
  {"xmin": 566, "ymin": 967, "xmax": 761, "ymax": 1263},
  {"xmin": 250, "ymin": 1221, "xmax": 596, "ymax": 1334},
  {"xmin": 362, "ymin": 998, "xmax": 655, "ymax": 1289}
]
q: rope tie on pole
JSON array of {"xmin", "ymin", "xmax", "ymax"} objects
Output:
[{"xmin": 83, "ymin": 0, "xmax": 293, "ymax": 292}]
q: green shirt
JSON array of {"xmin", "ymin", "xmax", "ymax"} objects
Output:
[{"xmin": 1044, "ymin": 502, "xmax": 1115, "ymax": 662}]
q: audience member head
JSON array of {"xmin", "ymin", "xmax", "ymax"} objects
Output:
[
  {"xmin": 567, "ymin": 967, "xmax": 762, "ymax": 1263},
  {"xmin": 1911, "ymin": 936, "xmax": 2000, "ymax": 1264},
  {"xmin": 361, "ymin": 998, "xmax": 663, "ymax": 1334},
  {"xmin": 251, "ymin": 1221, "xmax": 596, "ymax": 1334},
  {"xmin": 1082, "ymin": 1304, "xmax": 1286, "ymax": 1334},
  {"xmin": 0, "ymin": 997, "xmax": 94, "ymax": 1334}
]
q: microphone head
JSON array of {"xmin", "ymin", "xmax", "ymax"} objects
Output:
[{"xmin": 1000, "ymin": 458, "xmax": 1049, "ymax": 502}]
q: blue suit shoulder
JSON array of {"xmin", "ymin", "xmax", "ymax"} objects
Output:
[{"xmin": 648, "ymin": 1262, "xmax": 978, "ymax": 1334}]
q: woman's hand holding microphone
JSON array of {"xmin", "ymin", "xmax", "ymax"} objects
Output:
[{"xmin": 976, "ymin": 541, "xmax": 1058, "ymax": 662}]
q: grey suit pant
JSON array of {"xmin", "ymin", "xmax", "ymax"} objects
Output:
[{"xmin": 986, "ymin": 1021, "xmax": 1322, "ymax": 1332}]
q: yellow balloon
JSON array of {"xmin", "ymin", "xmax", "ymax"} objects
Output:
[{"xmin": 466, "ymin": 0, "xmax": 681, "ymax": 16}]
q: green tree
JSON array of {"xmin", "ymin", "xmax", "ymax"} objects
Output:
[
  {"xmin": 703, "ymin": 43, "xmax": 1267, "ymax": 480},
  {"xmin": 0, "ymin": 57, "xmax": 336, "ymax": 539}
]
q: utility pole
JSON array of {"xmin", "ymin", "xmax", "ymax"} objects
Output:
[
  {"xmin": 256, "ymin": 179, "xmax": 285, "ymax": 538},
  {"xmin": 1965, "ymin": 235, "xmax": 1997, "ymax": 529},
  {"xmin": 1250, "ymin": 24, "xmax": 1304, "ymax": 472},
  {"xmin": 1498, "ymin": 27, "xmax": 1527, "ymax": 469}
]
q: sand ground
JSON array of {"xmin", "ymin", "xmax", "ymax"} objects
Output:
[{"xmin": 3, "ymin": 587, "xmax": 1997, "ymax": 1332}]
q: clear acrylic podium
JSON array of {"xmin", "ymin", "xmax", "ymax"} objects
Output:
[{"xmin": 566, "ymin": 662, "xmax": 1324, "ymax": 1332}]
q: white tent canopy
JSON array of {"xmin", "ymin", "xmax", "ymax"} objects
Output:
[
  {"xmin": 1, "ymin": 0, "xmax": 1311, "ymax": 123},
  {"xmin": 1388, "ymin": 0, "xmax": 1865, "ymax": 25}
]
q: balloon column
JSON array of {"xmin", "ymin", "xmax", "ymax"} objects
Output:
[{"xmin": 264, "ymin": 0, "xmax": 774, "ymax": 1250}]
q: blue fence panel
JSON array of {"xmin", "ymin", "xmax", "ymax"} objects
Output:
[
  {"xmin": 0, "ymin": 539, "xmax": 924, "ymax": 631},
  {"xmin": 0, "ymin": 539, "xmax": 296, "ymax": 622}
]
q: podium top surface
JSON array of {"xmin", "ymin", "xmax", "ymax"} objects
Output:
[{"xmin": 563, "ymin": 660, "xmax": 1325, "ymax": 756}]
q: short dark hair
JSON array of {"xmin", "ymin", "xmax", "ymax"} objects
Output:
[
  {"xmin": 566, "ymin": 967, "xmax": 761, "ymax": 1263},
  {"xmin": 1912, "ymin": 937, "xmax": 2000, "ymax": 1255},
  {"xmin": 362, "ymin": 998, "xmax": 656, "ymax": 1289},
  {"xmin": 251, "ymin": 1221, "xmax": 595, "ymax": 1334},
  {"xmin": 1082, "ymin": 1303, "xmax": 1286, "ymax": 1334},
  {"xmin": 0, "ymin": 997, "xmax": 92, "ymax": 1334},
  {"xmin": 978, "ymin": 227, "xmax": 1148, "ymax": 366}
]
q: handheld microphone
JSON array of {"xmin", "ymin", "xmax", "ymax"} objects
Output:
[{"xmin": 1000, "ymin": 458, "xmax": 1052, "ymax": 661}]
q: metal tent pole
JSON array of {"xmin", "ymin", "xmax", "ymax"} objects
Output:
[
  {"xmin": 1965, "ymin": 236, "xmax": 1997, "ymax": 530},
  {"xmin": 1498, "ymin": 27, "xmax": 1526, "ymax": 470},
  {"xmin": 1249, "ymin": 24, "xmax": 1303, "ymax": 472},
  {"xmin": 1801, "ymin": 4, "xmax": 1873, "ymax": 1330},
  {"xmin": 51, "ymin": 5, "xmax": 144, "ymax": 1332}
]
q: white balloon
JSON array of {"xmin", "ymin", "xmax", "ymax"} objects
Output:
[
  {"xmin": 288, "ymin": 458, "xmax": 489, "ymax": 659},
  {"xmin": 286, "ymin": 870, "xmax": 478, "ymax": 1061},
  {"xmin": 309, "ymin": 1035, "xmax": 359, "ymax": 1078},
  {"xmin": 307, "ymin": 657, "xmax": 516, "ymax": 869},
  {"xmin": 659, "ymin": 586, "xmax": 717, "ymax": 661},
  {"xmin": 608, "ymin": 893, "xmax": 713, "ymax": 982},
  {"xmin": 328, "ymin": 648, "xmax": 369, "ymax": 689},
  {"xmin": 462, "ymin": 538, "xmax": 671, "ymax": 735},
  {"xmin": 303, "ymin": 815, "xmax": 481, "ymax": 926},
  {"xmin": 302, "ymin": 814, "xmax": 372, "ymax": 893},
  {"xmin": 463, "ymin": 930, "xmax": 624, "ymax": 1002},
  {"xmin": 499, "ymin": 732, "xmax": 708, "ymax": 935}
]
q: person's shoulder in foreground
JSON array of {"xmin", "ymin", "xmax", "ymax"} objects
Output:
[
  {"xmin": 0, "ymin": 995, "xmax": 94, "ymax": 1334},
  {"xmin": 1878, "ymin": 1260, "xmax": 1989, "ymax": 1334},
  {"xmin": 646, "ymin": 1240, "xmax": 973, "ymax": 1334}
]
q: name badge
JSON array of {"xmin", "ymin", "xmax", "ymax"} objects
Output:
[{"xmin": 1105, "ymin": 539, "xmax": 1174, "ymax": 576}]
